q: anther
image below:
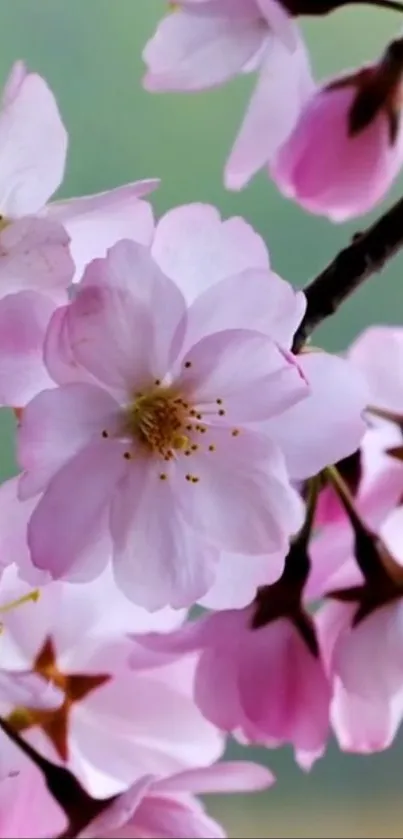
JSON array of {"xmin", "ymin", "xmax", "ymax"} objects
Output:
[
  {"xmin": 218, "ymin": 409, "xmax": 225, "ymax": 416},
  {"xmin": 184, "ymin": 361, "xmax": 192, "ymax": 368},
  {"xmin": 208, "ymin": 444, "xmax": 216, "ymax": 452},
  {"xmin": 123, "ymin": 451, "xmax": 132, "ymax": 460},
  {"xmin": 196, "ymin": 413, "xmax": 203, "ymax": 420},
  {"xmin": 216, "ymin": 398, "xmax": 223, "ymax": 405},
  {"xmin": 154, "ymin": 379, "xmax": 161, "ymax": 386},
  {"xmin": 159, "ymin": 473, "xmax": 168, "ymax": 480},
  {"xmin": 185, "ymin": 474, "xmax": 192, "ymax": 481},
  {"xmin": 191, "ymin": 477, "xmax": 200, "ymax": 483},
  {"xmin": 101, "ymin": 430, "xmax": 109, "ymax": 438},
  {"xmin": 191, "ymin": 444, "xmax": 198, "ymax": 451},
  {"xmin": 232, "ymin": 429, "xmax": 240, "ymax": 437}
]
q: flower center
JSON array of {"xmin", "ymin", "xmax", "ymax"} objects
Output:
[{"xmin": 124, "ymin": 385, "xmax": 191, "ymax": 457}]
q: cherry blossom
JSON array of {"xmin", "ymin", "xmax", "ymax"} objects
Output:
[
  {"xmin": 130, "ymin": 601, "xmax": 331, "ymax": 770},
  {"xmin": 271, "ymin": 40, "xmax": 403, "ymax": 220},
  {"xmin": 143, "ymin": 2, "xmax": 314, "ymax": 190},
  {"xmin": 316, "ymin": 501, "xmax": 403, "ymax": 754},
  {"xmin": 0, "ymin": 61, "xmax": 158, "ymax": 409},
  {"xmin": 17, "ymin": 238, "xmax": 310, "ymax": 608},
  {"xmin": 0, "ymin": 567, "xmax": 221, "ymax": 797},
  {"xmin": 0, "ymin": 60, "xmax": 158, "ymax": 277}
]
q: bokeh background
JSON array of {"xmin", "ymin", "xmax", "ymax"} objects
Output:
[{"xmin": 1, "ymin": 1, "xmax": 403, "ymax": 836}]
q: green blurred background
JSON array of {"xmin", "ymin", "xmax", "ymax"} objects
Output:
[{"xmin": 1, "ymin": 1, "xmax": 403, "ymax": 835}]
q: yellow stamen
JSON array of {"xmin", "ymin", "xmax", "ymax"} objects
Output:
[{"xmin": 0, "ymin": 589, "xmax": 40, "ymax": 615}]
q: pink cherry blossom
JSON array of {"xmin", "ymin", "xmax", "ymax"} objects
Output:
[
  {"xmin": 44, "ymin": 203, "xmax": 369, "ymax": 483},
  {"xmin": 0, "ymin": 567, "xmax": 222, "ymax": 797},
  {"xmin": 143, "ymin": 3, "xmax": 314, "ymax": 190},
  {"xmin": 271, "ymin": 64, "xmax": 403, "ymax": 221},
  {"xmin": 132, "ymin": 607, "xmax": 331, "ymax": 770},
  {"xmin": 18, "ymin": 238, "xmax": 312, "ymax": 609},
  {"xmin": 318, "ymin": 593, "xmax": 403, "ymax": 754},
  {"xmin": 316, "ymin": 499, "xmax": 403, "ymax": 755},
  {"xmin": 0, "ymin": 61, "xmax": 158, "ymax": 408},
  {"xmin": 0, "ymin": 60, "xmax": 158, "ymax": 277},
  {"xmin": 82, "ymin": 761, "xmax": 274, "ymax": 839}
]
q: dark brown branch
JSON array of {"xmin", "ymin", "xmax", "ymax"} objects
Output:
[{"xmin": 292, "ymin": 194, "xmax": 403, "ymax": 352}]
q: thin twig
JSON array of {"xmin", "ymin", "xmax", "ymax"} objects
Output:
[{"xmin": 292, "ymin": 195, "xmax": 403, "ymax": 352}]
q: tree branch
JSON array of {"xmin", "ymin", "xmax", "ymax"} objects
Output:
[{"xmin": 292, "ymin": 194, "xmax": 403, "ymax": 352}]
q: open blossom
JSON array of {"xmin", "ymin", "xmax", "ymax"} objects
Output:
[
  {"xmin": 271, "ymin": 40, "xmax": 403, "ymax": 221},
  {"xmin": 18, "ymin": 239, "xmax": 308, "ymax": 609},
  {"xmin": 143, "ymin": 2, "xmax": 314, "ymax": 190},
  {"xmin": 131, "ymin": 606, "xmax": 331, "ymax": 769},
  {"xmin": 0, "ymin": 566, "xmax": 222, "ymax": 797},
  {"xmin": 14, "ymin": 205, "xmax": 369, "ymax": 609},
  {"xmin": 0, "ymin": 61, "xmax": 158, "ymax": 408}
]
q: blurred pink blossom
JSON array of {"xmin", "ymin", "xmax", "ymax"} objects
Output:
[{"xmin": 143, "ymin": 2, "xmax": 314, "ymax": 189}]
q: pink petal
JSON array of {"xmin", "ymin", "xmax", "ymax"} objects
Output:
[
  {"xmin": 44, "ymin": 304, "xmax": 96, "ymax": 387},
  {"xmin": 270, "ymin": 85, "xmax": 403, "ymax": 222},
  {"xmin": 0, "ymin": 216, "xmax": 73, "ymax": 300},
  {"xmin": 0, "ymin": 291, "xmax": 55, "ymax": 407},
  {"xmin": 199, "ymin": 550, "xmax": 284, "ymax": 610},
  {"xmin": 184, "ymin": 268, "xmax": 306, "ymax": 350},
  {"xmin": 126, "ymin": 793, "xmax": 225, "ymax": 839},
  {"xmin": 111, "ymin": 460, "xmax": 218, "ymax": 610},
  {"xmin": 48, "ymin": 181, "xmax": 158, "ymax": 283},
  {"xmin": 80, "ymin": 776, "xmax": 153, "ymax": 838},
  {"xmin": 69, "ymin": 241, "xmax": 186, "ymax": 392},
  {"xmin": 77, "ymin": 664, "xmax": 223, "ymax": 791},
  {"xmin": 66, "ymin": 284, "xmax": 153, "ymax": 397},
  {"xmin": 225, "ymin": 33, "xmax": 314, "ymax": 190},
  {"xmin": 143, "ymin": 7, "xmax": 267, "ymax": 91},
  {"xmin": 0, "ymin": 669, "xmax": 63, "ymax": 710},
  {"xmin": 18, "ymin": 382, "xmax": 121, "ymax": 499},
  {"xmin": 265, "ymin": 351, "xmax": 369, "ymax": 480},
  {"xmin": 380, "ymin": 506, "xmax": 403, "ymax": 563},
  {"xmin": 177, "ymin": 329, "xmax": 308, "ymax": 422},
  {"xmin": 0, "ymin": 70, "xmax": 67, "ymax": 216},
  {"xmin": 0, "ymin": 477, "xmax": 48, "ymax": 586},
  {"xmin": 27, "ymin": 440, "xmax": 126, "ymax": 579},
  {"xmin": 348, "ymin": 326, "xmax": 403, "ymax": 414},
  {"xmin": 159, "ymin": 761, "xmax": 275, "ymax": 794},
  {"xmin": 152, "ymin": 203, "xmax": 269, "ymax": 304},
  {"xmin": 1, "ymin": 61, "xmax": 28, "ymax": 107},
  {"xmin": 256, "ymin": 0, "xmax": 297, "ymax": 49},
  {"xmin": 175, "ymin": 427, "xmax": 304, "ymax": 554},
  {"xmin": 0, "ymin": 760, "xmax": 67, "ymax": 838},
  {"xmin": 332, "ymin": 604, "xmax": 403, "ymax": 700},
  {"xmin": 331, "ymin": 681, "xmax": 403, "ymax": 753},
  {"xmin": 239, "ymin": 620, "xmax": 330, "ymax": 760}
]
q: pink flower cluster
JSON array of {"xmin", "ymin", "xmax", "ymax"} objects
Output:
[
  {"xmin": 144, "ymin": 0, "xmax": 403, "ymax": 219},
  {"xmin": 0, "ymin": 1, "xmax": 403, "ymax": 832}
]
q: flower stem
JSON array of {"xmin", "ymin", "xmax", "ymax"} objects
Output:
[{"xmin": 292, "ymin": 195, "xmax": 403, "ymax": 352}]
